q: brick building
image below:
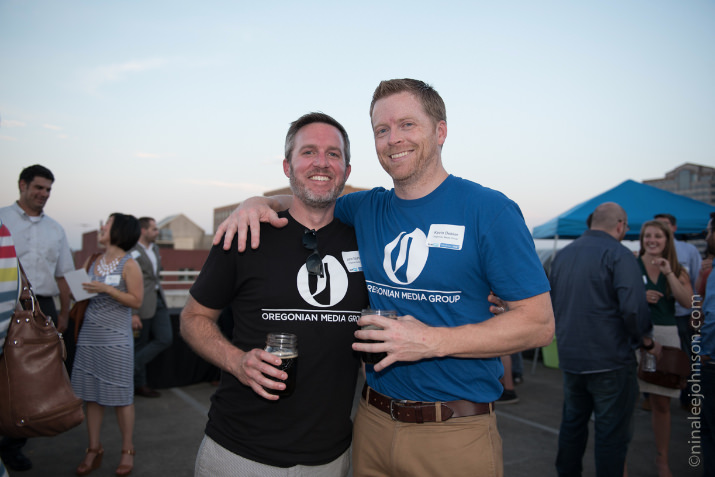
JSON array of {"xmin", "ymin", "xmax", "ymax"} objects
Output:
[
  {"xmin": 74, "ymin": 214, "xmax": 212, "ymax": 309},
  {"xmin": 643, "ymin": 163, "xmax": 715, "ymax": 206}
]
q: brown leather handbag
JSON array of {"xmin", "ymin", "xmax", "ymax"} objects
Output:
[
  {"xmin": 0, "ymin": 264, "xmax": 85, "ymax": 438},
  {"xmin": 638, "ymin": 346, "xmax": 691, "ymax": 389}
]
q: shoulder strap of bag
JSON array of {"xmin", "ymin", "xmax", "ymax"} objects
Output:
[{"xmin": 16, "ymin": 262, "xmax": 37, "ymax": 314}]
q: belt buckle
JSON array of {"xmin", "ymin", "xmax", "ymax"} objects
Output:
[{"xmin": 389, "ymin": 400, "xmax": 408, "ymax": 421}]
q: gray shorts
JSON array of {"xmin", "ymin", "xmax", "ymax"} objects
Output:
[{"xmin": 195, "ymin": 434, "xmax": 351, "ymax": 477}]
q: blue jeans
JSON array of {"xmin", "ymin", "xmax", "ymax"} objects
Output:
[
  {"xmin": 703, "ymin": 361, "xmax": 715, "ymax": 477},
  {"xmin": 556, "ymin": 365, "xmax": 638, "ymax": 477},
  {"xmin": 134, "ymin": 293, "xmax": 173, "ymax": 387}
]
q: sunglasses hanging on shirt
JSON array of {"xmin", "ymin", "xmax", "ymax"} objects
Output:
[{"xmin": 302, "ymin": 229, "xmax": 324, "ymax": 278}]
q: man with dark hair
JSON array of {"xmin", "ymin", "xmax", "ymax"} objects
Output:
[
  {"xmin": 181, "ymin": 112, "xmax": 368, "ymax": 476},
  {"xmin": 0, "ymin": 164, "xmax": 75, "ymax": 471},
  {"xmin": 129, "ymin": 217, "xmax": 172, "ymax": 398},
  {"xmin": 18, "ymin": 163, "xmax": 54, "ymax": 185},
  {"xmin": 551, "ymin": 202, "xmax": 657, "ymax": 477},
  {"xmin": 215, "ymin": 80, "xmax": 554, "ymax": 477}
]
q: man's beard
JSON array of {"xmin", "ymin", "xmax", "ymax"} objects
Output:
[{"xmin": 289, "ymin": 166, "xmax": 346, "ymax": 210}]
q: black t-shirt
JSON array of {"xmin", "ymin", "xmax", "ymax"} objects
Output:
[{"xmin": 190, "ymin": 211, "xmax": 368, "ymax": 467}]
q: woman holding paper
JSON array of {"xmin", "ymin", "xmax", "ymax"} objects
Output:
[{"xmin": 71, "ymin": 213, "xmax": 143, "ymax": 477}]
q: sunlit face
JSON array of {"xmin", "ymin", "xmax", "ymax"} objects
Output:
[
  {"xmin": 18, "ymin": 177, "xmax": 53, "ymax": 215},
  {"xmin": 641, "ymin": 225, "xmax": 667, "ymax": 257},
  {"xmin": 143, "ymin": 220, "xmax": 159, "ymax": 243},
  {"xmin": 370, "ymin": 92, "xmax": 446, "ymax": 187},
  {"xmin": 98, "ymin": 216, "xmax": 114, "ymax": 246},
  {"xmin": 284, "ymin": 122, "xmax": 350, "ymax": 209}
]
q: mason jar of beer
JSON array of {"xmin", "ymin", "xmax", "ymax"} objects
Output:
[{"xmin": 264, "ymin": 332, "xmax": 298, "ymax": 397}]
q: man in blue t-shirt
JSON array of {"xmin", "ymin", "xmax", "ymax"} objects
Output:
[{"xmin": 215, "ymin": 79, "xmax": 555, "ymax": 477}]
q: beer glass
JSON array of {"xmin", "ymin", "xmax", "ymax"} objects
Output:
[
  {"xmin": 359, "ymin": 309, "xmax": 397, "ymax": 365},
  {"xmin": 264, "ymin": 332, "xmax": 298, "ymax": 397}
]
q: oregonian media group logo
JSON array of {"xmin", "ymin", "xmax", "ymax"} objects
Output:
[
  {"xmin": 383, "ymin": 228, "xmax": 429, "ymax": 285},
  {"xmin": 297, "ymin": 255, "xmax": 349, "ymax": 307}
]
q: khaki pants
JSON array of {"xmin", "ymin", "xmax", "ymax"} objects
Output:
[
  {"xmin": 352, "ymin": 397, "xmax": 503, "ymax": 477},
  {"xmin": 195, "ymin": 435, "xmax": 351, "ymax": 477}
]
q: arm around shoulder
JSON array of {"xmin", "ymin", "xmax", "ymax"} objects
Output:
[{"xmin": 213, "ymin": 195, "xmax": 293, "ymax": 251}]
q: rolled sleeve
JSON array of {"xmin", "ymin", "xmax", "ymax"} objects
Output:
[{"xmin": 55, "ymin": 230, "xmax": 75, "ymax": 277}]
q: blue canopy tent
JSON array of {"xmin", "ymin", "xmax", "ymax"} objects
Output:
[{"xmin": 532, "ymin": 179, "xmax": 715, "ymax": 241}]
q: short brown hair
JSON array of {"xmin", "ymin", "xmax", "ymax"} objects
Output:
[
  {"xmin": 284, "ymin": 112, "xmax": 351, "ymax": 166},
  {"xmin": 138, "ymin": 217, "xmax": 155, "ymax": 230},
  {"xmin": 369, "ymin": 79, "xmax": 447, "ymax": 126}
]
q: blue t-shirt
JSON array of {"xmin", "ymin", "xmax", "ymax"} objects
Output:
[{"xmin": 335, "ymin": 175, "xmax": 550, "ymax": 402}]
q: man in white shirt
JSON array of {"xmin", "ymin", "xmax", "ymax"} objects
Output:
[{"xmin": 0, "ymin": 164, "xmax": 75, "ymax": 472}]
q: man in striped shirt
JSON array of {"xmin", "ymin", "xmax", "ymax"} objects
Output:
[
  {"xmin": 0, "ymin": 219, "xmax": 19, "ymax": 477},
  {"xmin": 0, "ymin": 220, "xmax": 19, "ymax": 356}
]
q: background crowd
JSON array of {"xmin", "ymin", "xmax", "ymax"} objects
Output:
[{"xmin": 0, "ymin": 165, "xmax": 172, "ymax": 476}]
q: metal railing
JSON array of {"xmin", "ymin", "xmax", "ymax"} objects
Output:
[{"xmin": 160, "ymin": 270, "xmax": 198, "ymax": 309}]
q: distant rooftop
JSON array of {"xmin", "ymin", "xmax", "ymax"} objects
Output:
[{"xmin": 643, "ymin": 162, "xmax": 715, "ymax": 206}]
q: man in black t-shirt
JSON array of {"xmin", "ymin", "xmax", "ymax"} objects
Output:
[{"xmin": 180, "ymin": 112, "xmax": 368, "ymax": 477}]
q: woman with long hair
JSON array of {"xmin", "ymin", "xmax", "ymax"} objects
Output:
[
  {"xmin": 71, "ymin": 213, "xmax": 143, "ymax": 476},
  {"xmin": 637, "ymin": 220, "xmax": 693, "ymax": 477}
]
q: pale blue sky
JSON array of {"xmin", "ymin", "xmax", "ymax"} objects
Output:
[{"xmin": 1, "ymin": 0, "xmax": 713, "ymax": 249}]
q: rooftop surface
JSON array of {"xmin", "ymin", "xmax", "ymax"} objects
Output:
[{"xmin": 16, "ymin": 360, "xmax": 703, "ymax": 477}]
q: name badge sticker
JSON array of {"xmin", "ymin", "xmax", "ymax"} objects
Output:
[
  {"xmin": 426, "ymin": 224, "xmax": 465, "ymax": 250},
  {"xmin": 105, "ymin": 274, "xmax": 121, "ymax": 286},
  {"xmin": 342, "ymin": 251, "xmax": 363, "ymax": 272},
  {"xmin": 130, "ymin": 250, "xmax": 141, "ymax": 260}
]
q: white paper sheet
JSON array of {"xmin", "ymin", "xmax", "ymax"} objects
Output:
[{"xmin": 64, "ymin": 269, "xmax": 98, "ymax": 302}]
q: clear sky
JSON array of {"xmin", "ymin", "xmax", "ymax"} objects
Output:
[{"xmin": 1, "ymin": 0, "xmax": 713, "ymax": 250}]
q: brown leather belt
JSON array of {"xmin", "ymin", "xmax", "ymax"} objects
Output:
[{"xmin": 362, "ymin": 385, "xmax": 493, "ymax": 423}]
